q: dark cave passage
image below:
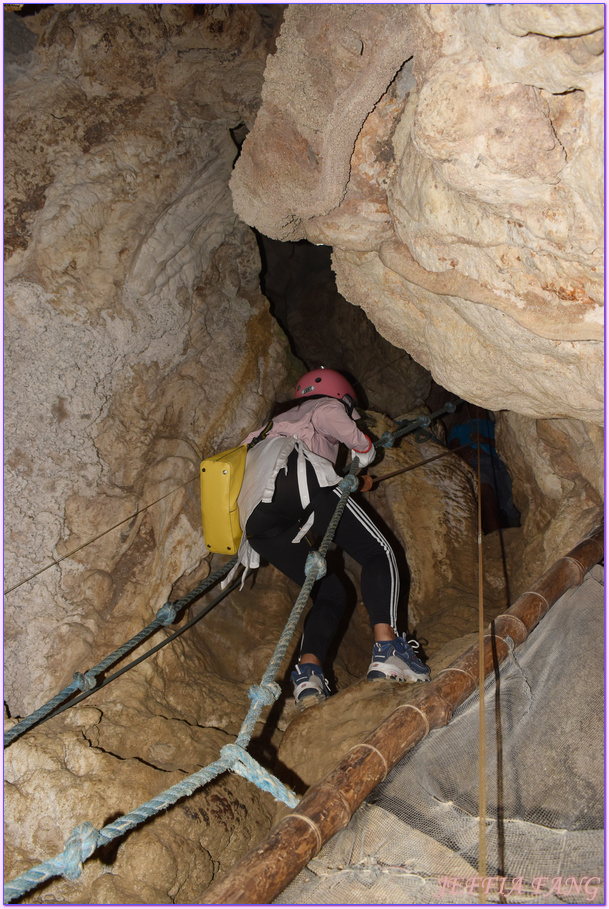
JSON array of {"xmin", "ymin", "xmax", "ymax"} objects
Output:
[{"xmin": 255, "ymin": 232, "xmax": 455, "ymax": 418}]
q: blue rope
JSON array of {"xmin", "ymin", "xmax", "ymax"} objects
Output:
[
  {"xmin": 4, "ymin": 556, "xmax": 238, "ymax": 747},
  {"xmin": 4, "ymin": 738, "xmax": 299, "ymax": 901},
  {"xmin": 221, "ymin": 744, "xmax": 300, "ymax": 808},
  {"xmin": 378, "ymin": 400, "xmax": 459, "ymax": 450},
  {"xmin": 4, "ymin": 757, "xmax": 231, "ymax": 902},
  {"xmin": 5, "ymin": 406, "xmax": 460, "ymax": 900},
  {"xmin": 32, "ymin": 578, "xmax": 242, "ymax": 731},
  {"xmin": 4, "ymin": 457, "xmax": 363, "ymax": 902},
  {"xmin": 235, "ymin": 457, "xmax": 361, "ymax": 749}
]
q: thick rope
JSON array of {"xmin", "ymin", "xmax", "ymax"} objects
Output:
[
  {"xmin": 3, "ymin": 756, "xmax": 228, "ymax": 902},
  {"xmin": 235, "ymin": 461, "xmax": 360, "ymax": 748},
  {"xmin": 4, "ymin": 457, "xmax": 364, "ymax": 903},
  {"xmin": 7, "ymin": 399, "xmax": 458, "ymax": 750},
  {"xmin": 221, "ymin": 744, "xmax": 300, "ymax": 808},
  {"xmin": 4, "ymin": 556, "xmax": 238, "ymax": 748},
  {"xmin": 377, "ymin": 400, "xmax": 459, "ymax": 450},
  {"xmin": 30, "ymin": 578, "xmax": 242, "ymax": 731},
  {"xmin": 5, "ymin": 405, "xmax": 461, "ymax": 899},
  {"xmin": 473, "ymin": 412, "xmax": 487, "ymax": 902}
]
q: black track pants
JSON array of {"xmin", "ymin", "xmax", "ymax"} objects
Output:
[{"xmin": 245, "ymin": 451, "xmax": 399, "ymax": 664}]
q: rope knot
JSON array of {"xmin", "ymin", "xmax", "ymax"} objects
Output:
[
  {"xmin": 248, "ymin": 682, "xmax": 281, "ymax": 707},
  {"xmin": 338, "ymin": 474, "xmax": 359, "ymax": 493},
  {"xmin": 156, "ymin": 602, "xmax": 178, "ymax": 626},
  {"xmin": 220, "ymin": 743, "xmax": 246, "ymax": 768},
  {"xmin": 220, "ymin": 744, "xmax": 300, "ymax": 809},
  {"xmin": 305, "ymin": 550, "xmax": 327, "ymax": 580},
  {"xmin": 73, "ymin": 671, "xmax": 96, "ymax": 692},
  {"xmin": 379, "ymin": 430, "xmax": 395, "ymax": 449},
  {"xmin": 56, "ymin": 822, "xmax": 100, "ymax": 881}
]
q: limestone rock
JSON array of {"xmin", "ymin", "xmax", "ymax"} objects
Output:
[
  {"xmin": 498, "ymin": 413, "xmax": 604, "ymax": 598},
  {"xmin": 3, "ymin": 6, "xmax": 604, "ymax": 904},
  {"xmin": 4, "ymin": 5, "xmax": 291, "ymax": 717},
  {"xmin": 4, "ymin": 706, "xmax": 275, "ymax": 903},
  {"xmin": 361, "ymin": 414, "xmax": 512, "ymax": 652},
  {"xmin": 275, "ymin": 631, "xmax": 479, "ymax": 795},
  {"xmin": 231, "ymin": 4, "xmax": 603, "ymax": 422}
]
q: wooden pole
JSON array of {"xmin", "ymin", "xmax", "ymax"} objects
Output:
[{"xmin": 202, "ymin": 525, "xmax": 603, "ymax": 905}]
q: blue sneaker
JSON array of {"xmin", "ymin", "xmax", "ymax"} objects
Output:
[
  {"xmin": 290, "ymin": 663, "xmax": 331, "ymax": 709},
  {"xmin": 367, "ymin": 635, "xmax": 431, "ymax": 682}
]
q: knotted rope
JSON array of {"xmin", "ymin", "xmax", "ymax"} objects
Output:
[
  {"xmin": 377, "ymin": 400, "xmax": 458, "ymax": 450},
  {"xmin": 221, "ymin": 744, "xmax": 300, "ymax": 808},
  {"xmin": 5, "ymin": 455, "xmax": 364, "ymax": 903},
  {"xmin": 6, "ymin": 403, "xmax": 461, "ymax": 900},
  {"xmin": 7, "ymin": 399, "xmax": 459, "ymax": 751}
]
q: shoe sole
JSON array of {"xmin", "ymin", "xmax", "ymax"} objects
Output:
[{"xmin": 367, "ymin": 668, "xmax": 430, "ymax": 683}]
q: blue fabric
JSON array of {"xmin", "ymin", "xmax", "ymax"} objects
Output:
[{"xmin": 447, "ymin": 419, "xmax": 496, "ymax": 457}]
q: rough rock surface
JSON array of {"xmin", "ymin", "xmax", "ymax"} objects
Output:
[
  {"xmin": 259, "ymin": 236, "xmax": 434, "ymax": 416},
  {"xmin": 4, "ymin": 4, "xmax": 289, "ymax": 716},
  {"xmin": 498, "ymin": 412, "xmax": 604, "ymax": 596},
  {"xmin": 3, "ymin": 4, "xmax": 603, "ymax": 905},
  {"xmin": 275, "ymin": 632, "xmax": 481, "ymax": 798},
  {"xmin": 4, "ymin": 4, "xmax": 290, "ymax": 898},
  {"xmin": 231, "ymin": 3, "xmax": 604, "ymax": 421},
  {"xmin": 5, "ymin": 706, "xmax": 277, "ymax": 903}
]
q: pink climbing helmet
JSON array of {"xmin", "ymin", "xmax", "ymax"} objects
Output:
[{"xmin": 295, "ymin": 367, "xmax": 359, "ymax": 414}]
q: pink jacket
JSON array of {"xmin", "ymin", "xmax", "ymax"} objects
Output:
[
  {"xmin": 224, "ymin": 397, "xmax": 374, "ymax": 584},
  {"xmin": 242, "ymin": 397, "xmax": 372, "ymax": 463}
]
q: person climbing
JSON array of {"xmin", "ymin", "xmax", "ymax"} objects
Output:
[{"xmin": 235, "ymin": 367, "xmax": 431, "ymax": 709}]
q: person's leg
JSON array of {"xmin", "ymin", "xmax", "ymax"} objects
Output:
[
  {"xmin": 247, "ymin": 520, "xmax": 349, "ymax": 666},
  {"xmin": 315, "ymin": 490, "xmax": 430, "ymax": 682},
  {"xmin": 313, "ymin": 490, "xmax": 400, "ymax": 639},
  {"xmin": 245, "ymin": 462, "xmax": 351, "ymax": 695},
  {"xmin": 480, "ymin": 483, "xmax": 503, "ymax": 533},
  {"xmin": 246, "ymin": 505, "xmax": 342, "ymax": 707}
]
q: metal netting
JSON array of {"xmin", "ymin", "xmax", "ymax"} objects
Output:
[{"xmin": 278, "ymin": 565, "xmax": 604, "ymax": 905}]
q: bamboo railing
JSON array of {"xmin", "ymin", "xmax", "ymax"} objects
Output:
[{"xmin": 202, "ymin": 524, "xmax": 604, "ymax": 905}]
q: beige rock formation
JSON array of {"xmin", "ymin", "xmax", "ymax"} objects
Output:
[
  {"xmin": 498, "ymin": 411, "xmax": 604, "ymax": 595},
  {"xmin": 5, "ymin": 705, "xmax": 276, "ymax": 903},
  {"xmin": 3, "ymin": 4, "xmax": 603, "ymax": 904},
  {"xmin": 4, "ymin": 4, "xmax": 290, "ymax": 717},
  {"xmin": 231, "ymin": 3, "xmax": 604, "ymax": 421},
  {"xmin": 4, "ymin": 5, "xmax": 291, "ymax": 897}
]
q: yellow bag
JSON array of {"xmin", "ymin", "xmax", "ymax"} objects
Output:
[
  {"xmin": 200, "ymin": 421, "xmax": 273, "ymax": 555},
  {"xmin": 200, "ymin": 445, "xmax": 247, "ymax": 554}
]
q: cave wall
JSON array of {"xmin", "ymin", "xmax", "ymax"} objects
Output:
[
  {"xmin": 258, "ymin": 236, "xmax": 435, "ymax": 416},
  {"xmin": 4, "ymin": 4, "xmax": 296, "ymax": 899},
  {"xmin": 230, "ymin": 1, "xmax": 604, "ymax": 590},
  {"xmin": 3, "ymin": 4, "xmax": 604, "ymax": 903},
  {"xmin": 5, "ymin": 4, "xmax": 291, "ymax": 717},
  {"xmin": 231, "ymin": 3, "xmax": 604, "ymax": 424}
]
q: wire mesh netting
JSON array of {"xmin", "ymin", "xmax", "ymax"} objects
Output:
[{"xmin": 278, "ymin": 565, "xmax": 604, "ymax": 904}]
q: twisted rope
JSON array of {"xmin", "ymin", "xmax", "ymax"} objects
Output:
[
  {"xmin": 221, "ymin": 744, "xmax": 299, "ymax": 808},
  {"xmin": 4, "ymin": 557, "xmax": 238, "ymax": 747},
  {"xmin": 5, "ymin": 408, "xmax": 460, "ymax": 900},
  {"xmin": 26, "ymin": 578, "xmax": 241, "ymax": 735},
  {"xmin": 235, "ymin": 457, "xmax": 360, "ymax": 749},
  {"xmin": 4, "ymin": 755, "xmax": 230, "ymax": 902},
  {"xmin": 4, "ymin": 459, "xmax": 362, "ymax": 902},
  {"xmin": 377, "ymin": 400, "xmax": 459, "ymax": 450}
]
